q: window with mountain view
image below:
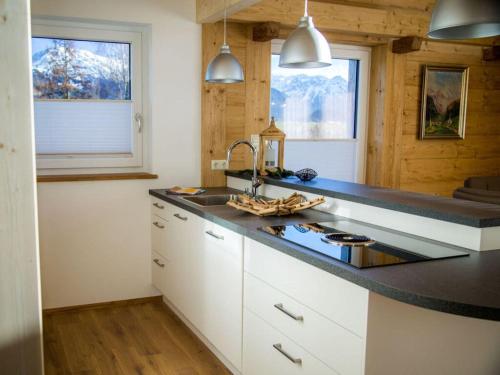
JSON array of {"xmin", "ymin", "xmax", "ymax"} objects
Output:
[
  {"xmin": 32, "ymin": 37, "xmax": 131, "ymax": 100},
  {"xmin": 271, "ymin": 54, "xmax": 358, "ymax": 140},
  {"xmin": 31, "ymin": 20, "xmax": 145, "ymax": 171},
  {"xmin": 270, "ymin": 44, "xmax": 370, "ymax": 183}
]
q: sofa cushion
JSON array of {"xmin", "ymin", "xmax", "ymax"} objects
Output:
[
  {"xmin": 464, "ymin": 176, "xmax": 500, "ymax": 191},
  {"xmin": 453, "ymin": 187, "xmax": 500, "ymax": 205}
]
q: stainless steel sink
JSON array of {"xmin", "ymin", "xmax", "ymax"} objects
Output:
[{"xmin": 181, "ymin": 194, "xmax": 236, "ymax": 207}]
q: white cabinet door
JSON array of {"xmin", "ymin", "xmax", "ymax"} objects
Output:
[
  {"xmin": 197, "ymin": 221, "xmax": 243, "ymax": 370},
  {"xmin": 162, "ymin": 206, "xmax": 203, "ymax": 323},
  {"xmin": 244, "ymin": 272, "xmax": 364, "ymax": 375},
  {"xmin": 150, "ymin": 199, "xmax": 243, "ymax": 371},
  {"xmin": 243, "ymin": 309, "xmax": 337, "ymax": 375},
  {"xmin": 151, "ymin": 215, "xmax": 169, "ymax": 260},
  {"xmin": 151, "ymin": 250, "xmax": 168, "ymax": 295}
]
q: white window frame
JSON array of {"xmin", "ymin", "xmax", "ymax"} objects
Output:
[
  {"xmin": 271, "ymin": 40, "xmax": 370, "ymax": 183},
  {"xmin": 32, "ymin": 18, "xmax": 150, "ymax": 174}
]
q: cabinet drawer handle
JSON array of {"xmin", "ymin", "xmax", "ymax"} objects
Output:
[
  {"xmin": 274, "ymin": 303, "xmax": 304, "ymax": 321},
  {"xmin": 153, "ymin": 221, "xmax": 165, "ymax": 229},
  {"xmin": 272, "ymin": 343, "xmax": 302, "ymax": 365},
  {"xmin": 153, "ymin": 202, "xmax": 164, "ymax": 209},
  {"xmin": 153, "ymin": 259, "xmax": 165, "ymax": 268},
  {"xmin": 173, "ymin": 213, "xmax": 188, "ymax": 221},
  {"xmin": 205, "ymin": 230, "xmax": 224, "ymax": 240}
]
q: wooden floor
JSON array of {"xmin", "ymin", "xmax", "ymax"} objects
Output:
[{"xmin": 43, "ymin": 299, "xmax": 232, "ymax": 375}]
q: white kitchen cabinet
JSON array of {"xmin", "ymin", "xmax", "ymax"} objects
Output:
[
  {"xmin": 244, "ymin": 272, "xmax": 364, "ymax": 375},
  {"xmin": 150, "ymin": 199, "xmax": 243, "ymax": 371},
  {"xmin": 244, "ymin": 238, "xmax": 369, "ymax": 337},
  {"xmin": 243, "ymin": 238, "xmax": 368, "ymax": 375},
  {"xmin": 243, "ymin": 309, "xmax": 337, "ymax": 375},
  {"xmin": 196, "ymin": 221, "xmax": 243, "ymax": 370}
]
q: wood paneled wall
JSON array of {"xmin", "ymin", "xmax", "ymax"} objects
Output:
[
  {"xmin": 398, "ymin": 42, "xmax": 500, "ymax": 196},
  {"xmin": 201, "ymin": 1, "xmax": 500, "ymax": 194},
  {"xmin": 201, "ymin": 22, "xmax": 270, "ymax": 187},
  {"xmin": 367, "ymin": 42, "xmax": 500, "ymax": 196}
]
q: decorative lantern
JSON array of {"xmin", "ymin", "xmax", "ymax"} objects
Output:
[{"xmin": 259, "ymin": 117, "xmax": 286, "ymax": 175}]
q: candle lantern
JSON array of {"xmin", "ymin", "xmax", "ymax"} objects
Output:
[{"xmin": 259, "ymin": 117, "xmax": 286, "ymax": 175}]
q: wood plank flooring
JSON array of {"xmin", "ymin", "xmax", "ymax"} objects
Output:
[{"xmin": 43, "ymin": 299, "xmax": 232, "ymax": 375}]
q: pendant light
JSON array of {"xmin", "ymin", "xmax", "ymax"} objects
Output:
[
  {"xmin": 205, "ymin": 1, "xmax": 244, "ymax": 83},
  {"xmin": 279, "ymin": 0, "xmax": 331, "ymax": 68},
  {"xmin": 428, "ymin": 0, "xmax": 500, "ymax": 40}
]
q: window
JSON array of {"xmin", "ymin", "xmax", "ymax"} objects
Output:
[
  {"xmin": 271, "ymin": 56, "xmax": 358, "ymax": 140},
  {"xmin": 271, "ymin": 42, "xmax": 370, "ymax": 183},
  {"xmin": 31, "ymin": 19, "xmax": 148, "ymax": 172}
]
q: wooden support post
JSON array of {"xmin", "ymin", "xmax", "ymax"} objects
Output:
[
  {"xmin": 392, "ymin": 36, "xmax": 422, "ymax": 54},
  {"xmin": 483, "ymin": 46, "xmax": 500, "ymax": 61},
  {"xmin": 252, "ymin": 22, "xmax": 280, "ymax": 42}
]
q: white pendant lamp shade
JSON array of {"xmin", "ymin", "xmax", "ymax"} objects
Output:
[
  {"xmin": 205, "ymin": 44, "xmax": 244, "ymax": 83},
  {"xmin": 279, "ymin": 0, "xmax": 331, "ymax": 68},
  {"xmin": 205, "ymin": 2, "xmax": 244, "ymax": 83},
  {"xmin": 428, "ymin": 0, "xmax": 500, "ymax": 39}
]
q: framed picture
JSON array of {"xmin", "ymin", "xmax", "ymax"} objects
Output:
[{"xmin": 420, "ymin": 65, "xmax": 469, "ymax": 139}]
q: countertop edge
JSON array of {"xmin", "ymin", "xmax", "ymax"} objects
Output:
[
  {"xmin": 225, "ymin": 172, "xmax": 500, "ymax": 228},
  {"xmin": 149, "ymin": 189, "xmax": 500, "ymax": 322}
]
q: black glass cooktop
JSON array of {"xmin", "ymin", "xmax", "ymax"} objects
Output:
[{"xmin": 259, "ymin": 221, "xmax": 469, "ymax": 269}]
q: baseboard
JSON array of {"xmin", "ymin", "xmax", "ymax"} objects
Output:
[
  {"xmin": 43, "ymin": 295, "xmax": 163, "ymax": 315},
  {"xmin": 161, "ymin": 296, "xmax": 241, "ymax": 375}
]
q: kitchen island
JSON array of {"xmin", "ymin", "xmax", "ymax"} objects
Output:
[{"xmin": 149, "ymin": 182, "xmax": 500, "ymax": 375}]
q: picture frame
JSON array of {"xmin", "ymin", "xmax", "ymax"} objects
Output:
[{"xmin": 420, "ymin": 65, "xmax": 469, "ymax": 140}]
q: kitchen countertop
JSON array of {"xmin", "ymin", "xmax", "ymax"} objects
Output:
[
  {"xmin": 226, "ymin": 171, "xmax": 500, "ymax": 228},
  {"xmin": 150, "ymin": 187, "xmax": 500, "ymax": 321}
]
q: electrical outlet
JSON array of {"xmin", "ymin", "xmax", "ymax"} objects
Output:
[
  {"xmin": 211, "ymin": 160, "xmax": 228, "ymax": 170},
  {"xmin": 250, "ymin": 134, "xmax": 260, "ymax": 149}
]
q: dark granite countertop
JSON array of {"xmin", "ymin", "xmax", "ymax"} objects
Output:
[
  {"xmin": 150, "ymin": 187, "xmax": 500, "ymax": 321},
  {"xmin": 225, "ymin": 171, "xmax": 500, "ymax": 228}
]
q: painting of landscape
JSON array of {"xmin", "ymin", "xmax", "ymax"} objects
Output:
[{"xmin": 420, "ymin": 65, "xmax": 468, "ymax": 139}]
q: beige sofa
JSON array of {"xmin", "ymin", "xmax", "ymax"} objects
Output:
[{"xmin": 453, "ymin": 176, "xmax": 500, "ymax": 205}]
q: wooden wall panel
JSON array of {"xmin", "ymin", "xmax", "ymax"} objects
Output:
[
  {"xmin": 365, "ymin": 45, "xmax": 406, "ymax": 188},
  {"xmin": 398, "ymin": 41, "xmax": 500, "ymax": 196},
  {"xmin": 201, "ymin": 22, "xmax": 271, "ymax": 187},
  {"xmin": 202, "ymin": 2, "xmax": 500, "ymax": 196}
]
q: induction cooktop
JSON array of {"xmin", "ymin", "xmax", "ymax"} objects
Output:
[{"xmin": 259, "ymin": 220, "xmax": 469, "ymax": 269}]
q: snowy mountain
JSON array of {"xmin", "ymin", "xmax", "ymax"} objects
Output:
[
  {"xmin": 32, "ymin": 44, "xmax": 130, "ymax": 100},
  {"xmin": 271, "ymin": 74, "xmax": 349, "ymax": 123}
]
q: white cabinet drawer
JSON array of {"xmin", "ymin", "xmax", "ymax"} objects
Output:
[
  {"xmin": 151, "ymin": 250, "xmax": 168, "ymax": 295},
  {"xmin": 245, "ymin": 273, "xmax": 365, "ymax": 375},
  {"xmin": 243, "ymin": 308, "xmax": 337, "ymax": 375},
  {"xmin": 204, "ymin": 221, "xmax": 242, "ymax": 254},
  {"xmin": 151, "ymin": 196, "xmax": 169, "ymax": 219},
  {"xmin": 244, "ymin": 238, "xmax": 369, "ymax": 337},
  {"xmin": 151, "ymin": 215, "xmax": 169, "ymax": 260}
]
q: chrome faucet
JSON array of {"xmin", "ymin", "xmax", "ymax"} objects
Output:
[{"xmin": 226, "ymin": 139, "xmax": 262, "ymax": 198}]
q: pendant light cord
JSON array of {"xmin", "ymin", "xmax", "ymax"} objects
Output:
[
  {"xmin": 304, "ymin": 0, "xmax": 308, "ymax": 16},
  {"xmin": 223, "ymin": 0, "xmax": 227, "ymax": 45}
]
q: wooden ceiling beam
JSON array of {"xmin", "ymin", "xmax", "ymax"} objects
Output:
[
  {"xmin": 311, "ymin": 0, "xmax": 435, "ymax": 13},
  {"xmin": 229, "ymin": 0, "xmax": 429, "ymax": 38},
  {"xmin": 229, "ymin": 0, "xmax": 498, "ymax": 46},
  {"xmin": 483, "ymin": 46, "xmax": 500, "ymax": 61},
  {"xmin": 392, "ymin": 36, "xmax": 422, "ymax": 54},
  {"xmin": 196, "ymin": 0, "xmax": 263, "ymax": 23},
  {"xmin": 252, "ymin": 22, "xmax": 280, "ymax": 42}
]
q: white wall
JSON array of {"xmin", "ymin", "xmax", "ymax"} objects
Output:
[
  {"xmin": 0, "ymin": 0, "xmax": 44, "ymax": 372},
  {"xmin": 32, "ymin": 0, "xmax": 201, "ymax": 308}
]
